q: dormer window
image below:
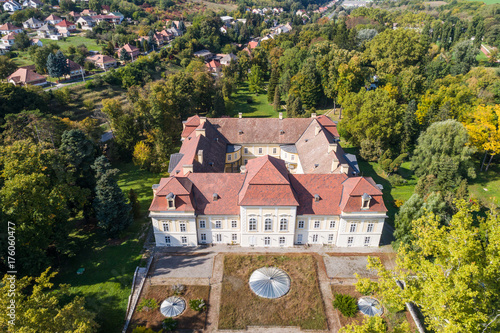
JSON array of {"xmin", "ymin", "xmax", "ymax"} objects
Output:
[
  {"xmin": 314, "ymin": 194, "xmax": 320, "ymax": 202},
  {"xmin": 361, "ymin": 193, "xmax": 372, "ymax": 210},
  {"xmin": 166, "ymin": 192, "xmax": 175, "ymax": 210},
  {"xmin": 213, "ymin": 193, "xmax": 218, "ymax": 201},
  {"xmin": 238, "ymin": 130, "xmax": 243, "ymax": 135}
]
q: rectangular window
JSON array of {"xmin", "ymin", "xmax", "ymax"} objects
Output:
[
  {"xmin": 162, "ymin": 222, "xmax": 169, "ymax": 232},
  {"xmin": 265, "ymin": 218, "xmax": 272, "ymax": 231},
  {"xmin": 216, "ymin": 234, "xmax": 222, "ymax": 242},
  {"xmin": 312, "ymin": 234, "xmax": 318, "ymax": 243},
  {"xmin": 244, "ymin": 148, "xmax": 248, "ymax": 154},
  {"xmin": 347, "ymin": 236, "xmax": 354, "ymax": 247},
  {"xmin": 231, "ymin": 220, "xmax": 237, "ymax": 228},
  {"xmin": 291, "ymin": 155, "xmax": 295, "ymax": 161},
  {"xmin": 180, "ymin": 223, "xmax": 186, "ymax": 232},
  {"xmin": 284, "ymin": 152, "xmax": 287, "ymax": 158},
  {"xmin": 314, "ymin": 221, "xmax": 320, "ymax": 229},
  {"xmin": 181, "ymin": 236, "xmax": 187, "ymax": 244},
  {"xmin": 215, "ymin": 220, "xmax": 222, "ymax": 229},
  {"xmin": 232, "ymin": 234, "xmax": 237, "ymax": 241},
  {"xmin": 227, "ymin": 154, "xmax": 232, "ymax": 161},
  {"xmin": 297, "ymin": 234, "xmax": 303, "ymax": 244},
  {"xmin": 272, "ymin": 147, "xmax": 277, "ymax": 154},
  {"xmin": 165, "ymin": 236, "xmax": 171, "ymax": 244},
  {"xmin": 244, "ymin": 159, "xmax": 248, "ymax": 165},
  {"xmin": 264, "ymin": 237, "xmax": 271, "ymax": 245},
  {"xmin": 350, "ymin": 223, "xmax": 356, "ymax": 233},
  {"xmin": 258, "ymin": 148, "xmax": 263, "ymax": 154},
  {"xmin": 249, "ymin": 218, "xmax": 257, "ymax": 231},
  {"xmin": 201, "ymin": 233, "xmax": 206, "ymax": 242},
  {"xmin": 329, "ymin": 221, "xmax": 336, "ymax": 228},
  {"xmin": 279, "ymin": 237, "xmax": 285, "ymax": 245},
  {"xmin": 234, "ymin": 153, "xmax": 237, "ymax": 159},
  {"xmin": 298, "ymin": 220, "xmax": 305, "ymax": 229},
  {"xmin": 364, "ymin": 237, "xmax": 370, "ymax": 246},
  {"xmin": 199, "ymin": 220, "xmax": 206, "ymax": 228},
  {"xmin": 367, "ymin": 223, "xmax": 374, "ymax": 233},
  {"xmin": 328, "ymin": 234, "xmax": 334, "ymax": 243},
  {"xmin": 280, "ymin": 218, "xmax": 287, "ymax": 231}
]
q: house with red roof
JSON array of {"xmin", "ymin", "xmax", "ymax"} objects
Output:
[
  {"xmin": 117, "ymin": 43, "xmax": 140, "ymax": 60},
  {"xmin": 149, "ymin": 114, "xmax": 386, "ymax": 248},
  {"xmin": 45, "ymin": 14, "xmax": 62, "ymax": 25},
  {"xmin": 7, "ymin": 67, "xmax": 46, "ymax": 86},
  {"xmin": 0, "ymin": 23, "xmax": 23, "ymax": 35},
  {"xmin": 55, "ymin": 19, "xmax": 76, "ymax": 34},
  {"xmin": 86, "ymin": 54, "xmax": 117, "ymax": 70},
  {"xmin": 205, "ymin": 59, "xmax": 221, "ymax": 74}
]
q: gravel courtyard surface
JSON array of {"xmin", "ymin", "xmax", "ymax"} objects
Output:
[
  {"xmin": 150, "ymin": 253, "xmax": 215, "ymax": 283},
  {"xmin": 324, "ymin": 255, "xmax": 379, "ymax": 279}
]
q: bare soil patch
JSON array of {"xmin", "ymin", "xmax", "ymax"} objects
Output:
[
  {"xmin": 129, "ymin": 284, "xmax": 210, "ymax": 331},
  {"xmin": 219, "ymin": 254, "xmax": 327, "ymax": 330}
]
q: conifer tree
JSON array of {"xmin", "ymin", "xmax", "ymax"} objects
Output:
[
  {"xmin": 92, "ymin": 156, "xmax": 132, "ymax": 236},
  {"xmin": 273, "ymin": 86, "xmax": 280, "ymax": 112},
  {"xmin": 47, "ymin": 50, "xmax": 69, "ymax": 81}
]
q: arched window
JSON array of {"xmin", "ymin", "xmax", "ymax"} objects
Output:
[
  {"xmin": 249, "ymin": 218, "xmax": 257, "ymax": 231},
  {"xmin": 264, "ymin": 218, "xmax": 272, "ymax": 231},
  {"xmin": 280, "ymin": 218, "xmax": 288, "ymax": 231}
]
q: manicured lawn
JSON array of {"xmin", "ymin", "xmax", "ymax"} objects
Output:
[
  {"xmin": 219, "ymin": 254, "xmax": 327, "ymax": 330},
  {"xmin": 472, "ymin": 0, "xmax": 500, "ymax": 4},
  {"xmin": 230, "ymin": 82, "xmax": 281, "ymax": 118},
  {"xmin": 469, "ymin": 159, "xmax": 500, "ymax": 207},
  {"xmin": 53, "ymin": 162, "xmax": 165, "ymax": 333},
  {"xmin": 40, "ymin": 35, "xmax": 102, "ymax": 52},
  {"xmin": 129, "ymin": 285, "xmax": 210, "ymax": 332}
]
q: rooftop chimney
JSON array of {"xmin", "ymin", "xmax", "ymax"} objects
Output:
[
  {"xmin": 311, "ymin": 113, "xmax": 317, "ymax": 118},
  {"xmin": 315, "ymin": 125, "xmax": 321, "ymax": 136},
  {"xmin": 197, "ymin": 150, "xmax": 203, "ymax": 164},
  {"xmin": 240, "ymin": 165, "xmax": 247, "ymax": 173},
  {"xmin": 340, "ymin": 164, "xmax": 348, "ymax": 174},
  {"xmin": 182, "ymin": 164, "xmax": 193, "ymax": 174},
  {"xmin": 279, "ymin": 112, "xmax": 283, "ymax": 120},
  {"xmin": 195, "ymin": 128, "xmax": 205, "ymax": 137},
  {"xmin": 152, "ymin": 184, "xmax": 159, "ymax": 196},
  {"xmin": 328, "ymin": 142, "xmax": 337, "ymax": 153},
  {"xmin": 200, "ymin": 116, "xmax": 207, "ymax": 125},
  {"xmin": 238, "ymin": 112, "xmax": 242, "ymax": 119},
  {"xmin": 331, "ymin": 158, "xmax": 339, "ymax": 172}
]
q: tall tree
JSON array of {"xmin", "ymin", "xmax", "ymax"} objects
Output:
[
  {"xmin": 411, "ymin": 120, "xmax": 475, "ymax": 192},
  {"xmin": 248, "ymin": 64, "xmax": 264, "ymax": 95},
  {"xmin": 273, "ymin": 86, "xmax": 280, "ymax": 112},
  {"xmin": 47, "ymin": 50, "xmax": 69, "ymax": 81},
  {"xmin": 0, "ymin": 55, "xmax": 17, "ymax": 80},
  {"xmin": 0, "ymin": 269, "xmax": 98, "ymax": 332},
  {"xmin": 450, "ymin": 40, "xmax": 478, "ymax": 75},
  {"xmin": 357, "ymin": 201, "xmax": 500, "ymax": 333},
  {"xmin": 120, "ymin": 48, "xmax": 131, "ymax": 62},
  {"xmin": 92, "ymin": 156, "xmax": 132, "ymax": 236}
]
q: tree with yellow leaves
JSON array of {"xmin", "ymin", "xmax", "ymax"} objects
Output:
[
  {"xmin": 464, "ymin": 104, "xmax": 500, "ymax": 171},
  {"xmin": 356, "ymin": 201, "xmax": 500, "ymax": 333}
]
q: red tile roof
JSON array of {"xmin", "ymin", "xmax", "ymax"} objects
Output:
[
  {"xmin": 0, "ymin": 23, "xmax": 21, "ymax": 31},
  {"xmin": 55, "ymin": 19, "xmax": 75, "ymax": 27},
  {"xmin": 7, "ymin": 68, "xmax": 46, "ymax": 84},
  {"xmin": 316, "ymin": 115, "xmax": 339, "ymax": 138},
  {"xmin": 238, "ymin": 156, "xmax": 299, "ymax": 206},
  {"xmin": 45, "ymin": 14, "xmax": 62, "ymax": 21},
  {"xmin": 207, "ymin": 117, "xmax": 312, "ymax": 144},
  {"xmin": 339, "ymin": 177, "xmax": 386, "ymax": 212}
]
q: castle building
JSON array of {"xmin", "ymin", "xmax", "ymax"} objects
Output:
[{"xmin": 149, "ymin": 114, "xmax": 387, "ymax": 248}]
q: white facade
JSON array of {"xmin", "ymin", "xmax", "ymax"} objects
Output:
[{"xmin": 3, "ymin": 1, "xmax": 22, "ymax": 11}]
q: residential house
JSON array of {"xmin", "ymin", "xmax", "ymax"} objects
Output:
[
  {"xmin": 110, "ymin": 12, "xmax": 124, "ymax": 23},
  {"xmin": 194, "ymin": 49, "xmax": 212, "ymax": 60},
  {"xmin": 118, "ymin": 43, "xmax": 140, "ymax": 60},
  {"xmin": 45, "ymin": 14, "xmax": 63, "ymax": 25},
  {"xmin": 342, "ymin": 0, "xmax": 370, "ymax": 7},
  {"xmin": 37, "ymin": 24, "xmax": 61, "ymax": 39},
  {"xmin": 0, "ymin": 23, "xmax": 23, "ymax": 35},
  {"xmin": 7, "ymin": 68, "xmax": 46, "ymax": 86},
  {"xmin": 1, "ymin": 32, "xmax": 17, "ymax": 50},
  {"xmin": 93, "ymin": 15, "xmax": 122, "ymax": 25},
  {"xmin": 22, "ymin": 0, "xmax": 42, "ymax": 8},
  {"xmin": 86, "ymin": 54, "xmax": 117, "ymax": 70},
  {"xmin": 159, "ymin": 29, "xmax": 173, "ymax": 41},
  {"xmin": 3, "ymin": 0, "xmax": 22, "ymax": 12},
  {"xmin": 101, "ymin": 5, "xmax": 110, "ymax": 13},
  {"xmin": 220, "ymin": 16, "xmax": 233, "ymax": 25},
  {"xmin": 220, "ymin": 26, "xmax": 228, "ymax": 34},
  {"xmin": 76, "ymin": 16, "xmax": 95, "ymax": 30},
  {"xmin": 68, "ymin": 11, "xmax": 80, "ymax": 20},
  {"xmin": 166, "ymin": 26, "xmax": 182, "ymax": 37},
  {"xmin": 206, "ymin": 59, "xmax": 222, "ymax": 74},
  {"xmin": 81, "ymin": 9, "xmax": 97, "ymax": 16},
  {"xmin": 67, "ymin": 59, "xmax": 85, "ymax": 78},
  {"xmin": 23, "ymin": 17, "xmax": 44, "ymax": 29},
  {"xmin": 220, "ymin": 53, "xmax": 237, "ymax": 66},
  {"xmin": 55, "ymin": 20, "xmax": 76, "ymax": 34},
  {"xmin": 149, "ymin": 115, "xmax": 385, "ymax": 248},
  {"xmin": 30, "ymin": 38, "xmax": 43, "ymax": 46},
  {"xmin": 247, "ymin": 40, "xmax": 260, "ymax": 50}
]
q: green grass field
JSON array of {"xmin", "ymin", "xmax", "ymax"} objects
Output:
[
  {"xmin": 53, "ymin": 162, "xmax": 165, "ymax": 333},
  {"xmin": 231, "ymin": 82, "xmax": 281, "ymax": 118},
  {"xmin": 469, "ymin": 158, "xmax": 500, "ymax": 207},
  {"xmin": 473, "ymin": 0, "xmax": 500, "ymax": 4}
]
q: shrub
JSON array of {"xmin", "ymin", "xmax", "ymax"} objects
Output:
[
  {"xmin": 137, "ymin": 298, "xmax": 158, "ymax": 312},
  {"xmin": 354, "ymin": 274, "xmax": 377, "ymax": 295},
  {"xmin": 333, "ymin": 293, "xmax": 358, "ymax": 317},
  {"xmin": 162, "ymin": 317, "xmax": 178, "ymax": 331},
  {"xmin": 189, "ymin": 298, "xmax": 207, "ymax": 312},
  {"xmin": 394, "ymin": 199, "xmax": 404, "ymax": 208},
  {"xmin": 388, "ymin": 174, "xmax": 407, "ymax": 186},
  {"xmin": 172, "ymin": 283, "xmax": 185, "ymax": 295},
  {"xmin": 132, "ymin": 326, "xmax": 155, "ymax": 333},
  {"xmin": 85, "ymin": 80, "xmax": 95, "ymax": 89}
]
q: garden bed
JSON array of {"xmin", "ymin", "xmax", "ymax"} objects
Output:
[
  {"xmin": 129, "ymin": 284, "xmax": 210, "ymax": 332},
  {"xmin": 219, "ymin": 254, "xmax": 327, "ymax": 330}
]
